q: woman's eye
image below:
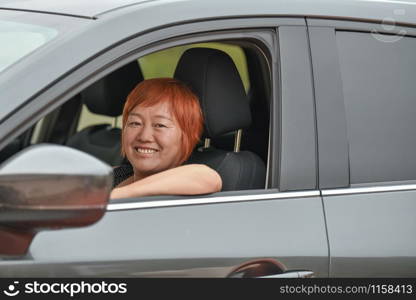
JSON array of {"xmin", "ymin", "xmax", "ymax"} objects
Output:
[
  {"xmin": 128, "ymin": 121, "xmax": 141, "ymax": 127},
  {"xmin": 154, "ymin": 123, "xmax": 167, "ymax": 128}
]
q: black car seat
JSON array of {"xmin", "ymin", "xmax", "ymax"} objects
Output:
[
  {"xmin": 66, "ymin": 61, "xmax": 144, "ymax": 166},
  {"xmin": 174, "ymin": 48, "xmax": 266, "ymax": 191}
]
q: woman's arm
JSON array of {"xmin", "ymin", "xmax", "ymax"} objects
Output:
[{"xmin": 110, "ymin": 164, "xmax": 222, "ymax": 199}]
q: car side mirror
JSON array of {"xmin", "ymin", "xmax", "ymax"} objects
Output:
[{"xmin": 0, "ymin": 144, "xmax": 113, "ymax": 256}]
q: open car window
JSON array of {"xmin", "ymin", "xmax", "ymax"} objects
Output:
[{"xmin": 0, "ymin": 33, "xmax": 273, "ymax": 196}]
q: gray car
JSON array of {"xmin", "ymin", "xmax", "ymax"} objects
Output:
[{"xmin": 0, "ymin": 0, "xmax": 416, "ymax": 278}]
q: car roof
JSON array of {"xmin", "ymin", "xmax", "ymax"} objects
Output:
[
  {"xmin": 0, "ymin": 0, "xmax": 415, "ymax": 24},
  {"xmin": 0, "ymin": 0, "xmax": 148, "ymax": 18}
]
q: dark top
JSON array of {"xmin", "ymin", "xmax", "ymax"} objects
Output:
[
  {"xmin": 113, "ymin": 164, "xmax": 134, "ymax": 188},
  {"xmin": 112, "ymin": 148, "xmax": 265, "ymax": 191},
  {"xmin": 112, "ymin": 160, "xmax": 191, "ymax": 188}
]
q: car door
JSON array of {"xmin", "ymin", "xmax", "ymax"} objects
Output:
[
  {"xmin": 0, "ymin": 18, "xmax": 328, "ymax": 277},
  {"xmin": 308, "ymin": 18, "xmax": 416, "ymax": 277}
]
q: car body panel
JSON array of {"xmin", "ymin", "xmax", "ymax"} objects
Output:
[
  {"xmin": 323, "ymin": 189, "xmax": 416, "ymax": 277},
  {"xmin": 0, "ymin": 0, "xmax": 415, "ymax": 278},
  {"xmin": 307, "ymin": 26, "xmax": 349, "ymax": 189},
  {"xmin": 0, "ymin": 193, "xmax": 328, "ymax": 277},
  {"xmin": 0, "ymin": 13, "xmax": 331, "ymax": 277},
  {"xmin": 309, "ymin": 18, "xmax": 416, "ymax": 277},
  {"xmin": 278, "ymin": 26, "xmax": 317, "ymax": 191}
]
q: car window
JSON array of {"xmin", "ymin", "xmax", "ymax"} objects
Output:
[
  {"xmin": 77, "ymin": 106, "xmax": 120, "ymax": 131},
  {"xmin": 139, "ymin": 42, "xmax": 250, "ymax": 91},
  {"xmin": 336, "ymin": 31, "xmax": 416, "ymax": 184},
  {"xmin": 1, "ymin": 37, "xmax": 270, "ymax": 193},
  {"xmin": 30, "ymin": 116, "xmax": 46, "ymax": 144},
  {"xmin": 0, "ymin": 20, "xmax": 58, "ymax": 73},
  {"xmin": 0, "ymin": 10, "xmax": 89, "ymax": 78}
]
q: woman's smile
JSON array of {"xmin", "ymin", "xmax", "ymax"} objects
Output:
[{"xmin": 134, "ymin": 147, "xmax": 159, "ymax": 154}]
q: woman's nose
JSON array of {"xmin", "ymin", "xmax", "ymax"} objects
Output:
[{"xmin": 137, "ymin": 124, "xmax": 154, "ymax": 142}]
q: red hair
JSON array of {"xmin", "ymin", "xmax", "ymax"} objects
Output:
[{"xmin": 121, "ymin": 78, "xmax": 203, "ymax": 164}]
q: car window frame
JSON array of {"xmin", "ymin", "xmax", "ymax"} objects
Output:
[{"xmin": 1, "ymin": 17, "xmax": 325, "ymax": 206}]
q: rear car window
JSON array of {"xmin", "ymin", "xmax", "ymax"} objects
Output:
[{"xmin": 336, "ymin": 31, "xmax": 416, "ymax": 184}]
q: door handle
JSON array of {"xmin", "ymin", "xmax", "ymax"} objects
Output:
[
  {"xmin": 257, "ymin": 270, "xmax": 314, "ymax": 278},
  {"xmin": 227, "ymin": 258, "xmax": 315, "ymax": 278}
]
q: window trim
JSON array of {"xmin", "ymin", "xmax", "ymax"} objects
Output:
[
  {"xmin": 107, "ymin": 189, "xmax": 320, "ymax": 211},
  {"xmin": 307, "ymin": 18, "xmax": 416, "ymax": 37},
  {"xmin": 322, "ymin": 183, "xmax": 416, "ymax": 197}
]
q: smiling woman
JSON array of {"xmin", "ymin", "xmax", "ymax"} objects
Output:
[{"xmin": 110, "ymin": 78, "xmax": 222, "ymax": 199}]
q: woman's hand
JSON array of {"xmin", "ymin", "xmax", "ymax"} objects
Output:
[{"xmin": 110, "ymin": 187, "xmax": 129, "ymax": 199}]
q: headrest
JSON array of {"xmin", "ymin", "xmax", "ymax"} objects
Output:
[
  {"xmin": 81, "ymin": 61, "xmax": 144, "ymax": 117},
  {"xmin": 174, "ymin": 48, "xmax": 251, "ymax": 138}
]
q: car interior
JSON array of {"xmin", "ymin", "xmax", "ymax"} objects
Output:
[{"xmin": 0, "ymin": 41, "xmax": 271, "ymax": 192}]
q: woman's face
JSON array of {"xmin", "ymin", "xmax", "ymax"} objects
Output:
[{"xmin": 123, "ymin": 101, "xmax": 183, "ymax": 179}]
